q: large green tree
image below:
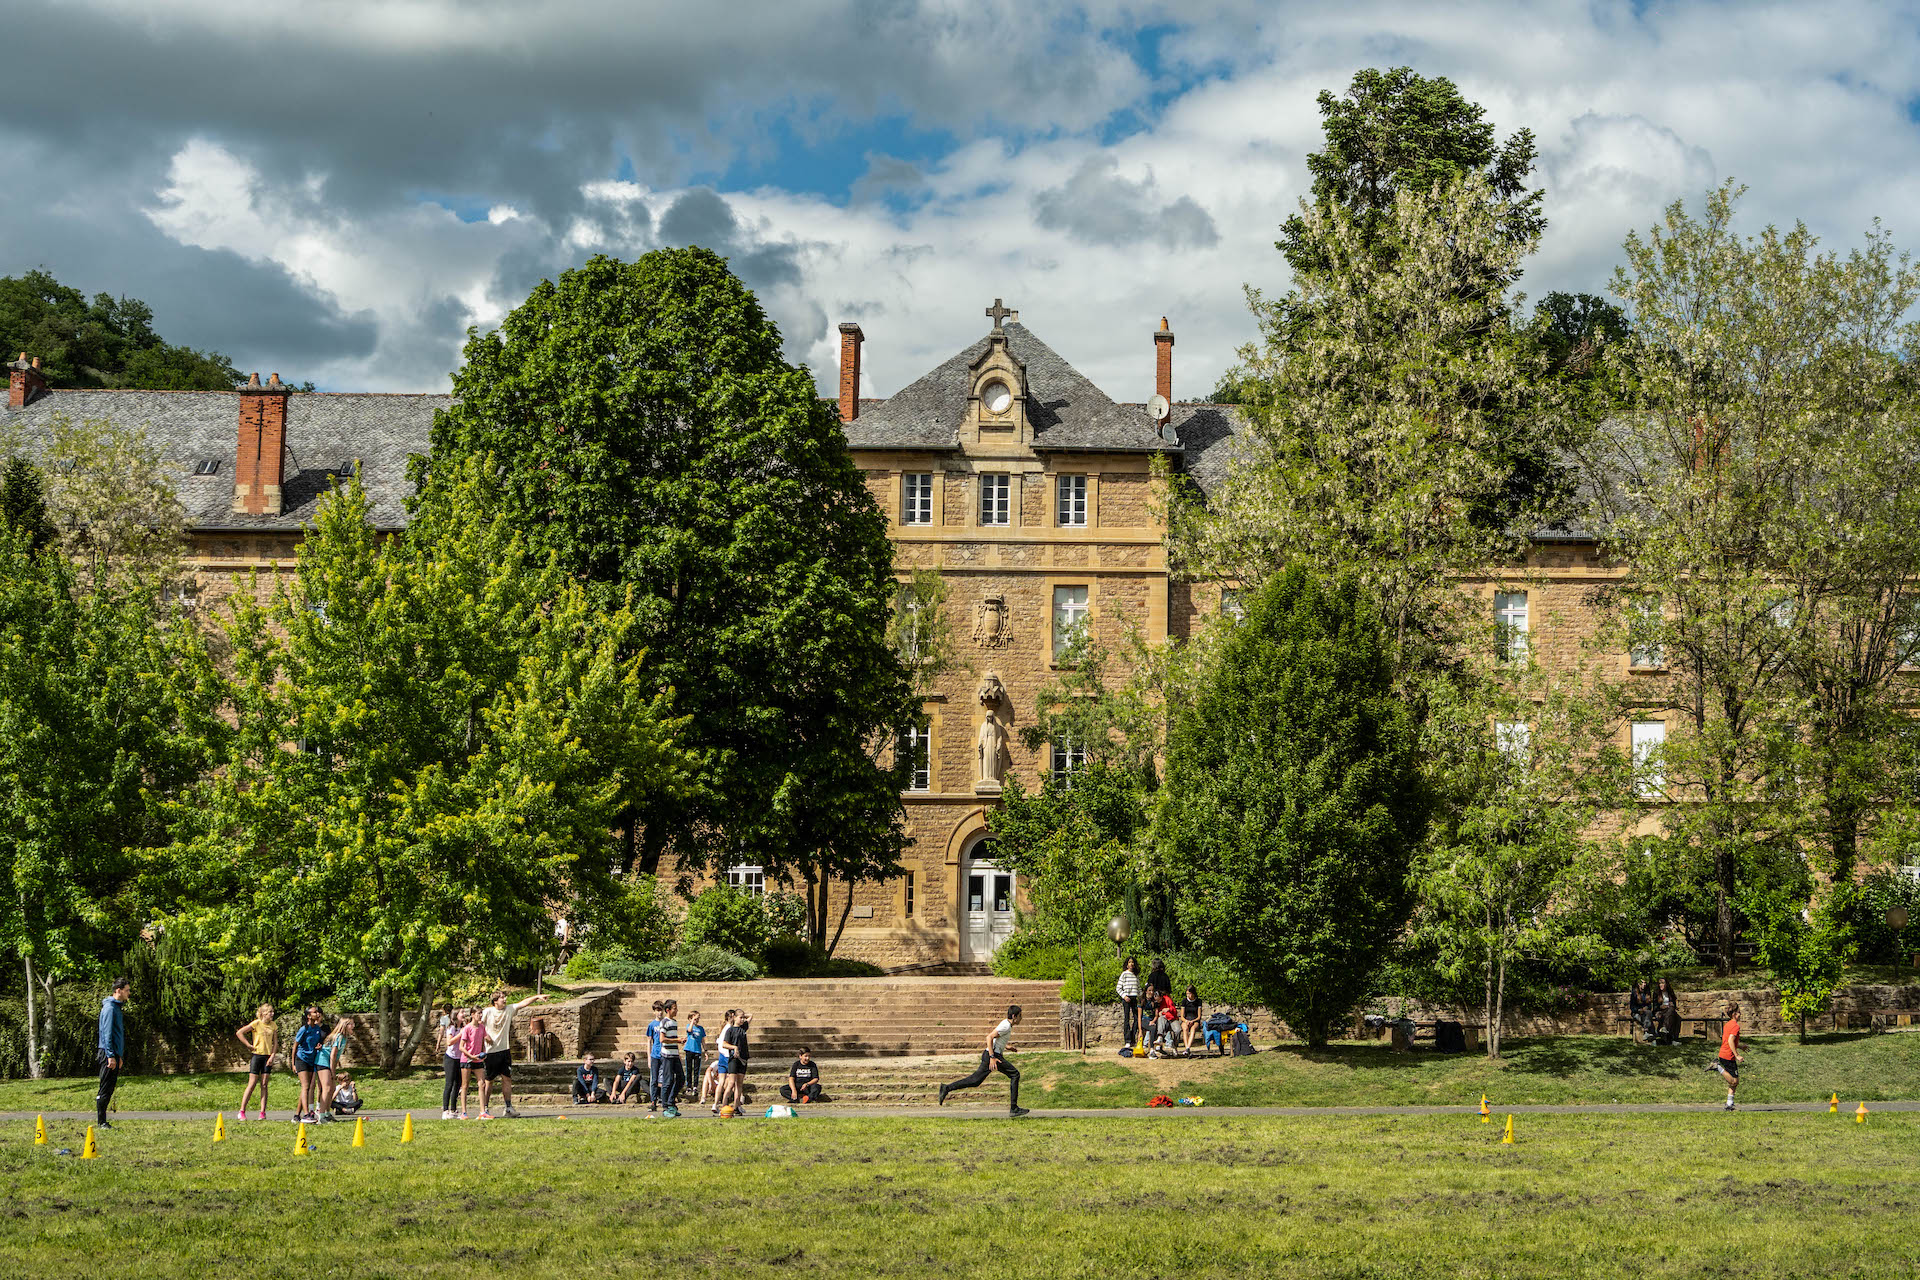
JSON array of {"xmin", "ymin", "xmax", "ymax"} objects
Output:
[
  {"xmin": 0, "ymin": 270, "xmax": 239, "ymax": 390},
  {"xmin": 0, "ymin": 529, "xmax": 222, "ymax": 1076},
  {"xmin": 160, "ymin": 463, "xmax": 691, "ymax": 1066},
  {"xmin": 1278, "ymin": 67, "xmax": 1544, "ymax": 293},
  {"xmin": 422, "ymin": 249, "xmax": 914, "ymax": 938},
  {"xmin": 1159, "ymin": 566, "xmax": 1428, "ymax": 1045},
  {"xmin": 1581, "ymin": 182, "xmax": 1920, "ymax": 972}
]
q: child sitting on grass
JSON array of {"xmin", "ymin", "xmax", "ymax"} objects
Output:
[{"xmin": 331, "ymin": 1074, "xmax": 361, "ymax": 1115}]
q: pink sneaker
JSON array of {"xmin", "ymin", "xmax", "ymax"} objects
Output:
[{"xmin": 256, "ymin": 1110, "xmax": 267, "ymax": 1121}]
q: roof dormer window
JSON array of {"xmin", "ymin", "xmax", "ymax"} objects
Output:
[
  {"xmin": 981, "ymin": 380, "xmax": 1013, "ymax": 415},
  {"xmin": 192, "ymin": 459, "xmax": 221, "ymax": 476}
]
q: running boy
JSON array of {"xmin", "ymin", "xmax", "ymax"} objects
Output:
[
  {"xmin": 1715, "ymin": 1001, "xmax": 1745, "ymax": 1111},
  {"xmin": 938, "ymin": 1004, "xmax": 1028, "ymax": 1117},
  {"xmin": 235, "ymin": 1003, "xmax": 278, "ymax": 1120}
]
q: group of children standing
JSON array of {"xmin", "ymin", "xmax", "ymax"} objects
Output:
[
  {"xmin": 570, "ymin": 1003, "xmax": 755, "ymax": 1116},
  {"xmin": 233, "ymin": 1003, "xmax": 363, "ymax": 1123}
]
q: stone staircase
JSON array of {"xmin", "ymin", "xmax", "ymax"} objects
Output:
[
  {"xmin": 506, "ymin": 1053, "xmax": 1002, "ymax": 1109},
  {"xmin": 581, "ymin": 976, "xmax": 1063, "ymax": 1061}
]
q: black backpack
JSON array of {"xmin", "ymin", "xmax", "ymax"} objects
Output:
[{"xmin": 1230, "ymin": 1028, "xmax": 1254, "ymax": 1056}]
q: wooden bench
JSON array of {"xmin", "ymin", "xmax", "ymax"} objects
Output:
[
  {"xmin": 1866, "ymin": 1009, "xmax": 1918, "ymax": 1033},
  {"xmin": 1619, "ymin": 1013, "xmax": 1724, "ymax": 1043},
  {"xmin": 1391, "ymin": 1020, "xmax": 1482, "ymax": 1053}
]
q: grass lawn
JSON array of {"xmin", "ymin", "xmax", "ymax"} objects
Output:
[
  {"xmin": 1020, "ymin": 1029, "xmax": 1920, "ymax": 1109},
  {"xmin": 3, "ymin": 1111, "xmax": 1916, "ymax": 1278},
  {"xmin": 0, "ymin": 1031, "xmax": 1916, "ymax": 1116}
]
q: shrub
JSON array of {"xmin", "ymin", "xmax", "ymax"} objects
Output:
[
  {"xmin": 681, "ymin": 886, "xmax": 771, "ymax": 959},
  {"xmin": 761, "ymin": 890, "xmax": 808, "ymax": 941},
  {"xmin": 632, "ymin": 944, "xmax": 758, "ymax": 983},
  {"xmin": 1854, "ymin": 868, "xmax": 1920, "ymax": 963},
  {"xmin": 575, "ymin": 873, "xmax": 677, "ymax": 960},
  {"xmin": 992, "ymin": 942, "xmax": 1082, "ymax": 981},
  {"xmin": 814, "ymin": 956, "xmax": 885, "ymax": 978},
  {"xmin": 564, "ymin": 950, "xmax": 604, "ymax": 981},
  {"xmin": 763, "ymin": 937, "xmax": 826, "ymax": 978}
]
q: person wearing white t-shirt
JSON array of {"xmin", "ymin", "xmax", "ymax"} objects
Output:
[
  {"xmin": 937, "ymin": 1004, "xmax": 1027, "ymax": 1117},
  {"xmin": 477, "ymin": 988, "xmax": 556, "ymax": 1119}
]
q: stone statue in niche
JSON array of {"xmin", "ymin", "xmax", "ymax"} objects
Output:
[
  {"xmin": 973, "ymin": 594, "xmax": 1009, "ymax": 649},
  {"xmin": 975, "ymin": 671, "xmax": 1009, "ymax": 793}
]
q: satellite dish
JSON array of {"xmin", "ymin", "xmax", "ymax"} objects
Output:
[{"xmin": 1146, "ymin": 394, "xmax": 1170, "ymax": 421}]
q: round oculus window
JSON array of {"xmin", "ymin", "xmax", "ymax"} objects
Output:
[{"xmin": 982, "ymin": 380, "xmax": 1013, "ymax": 414}]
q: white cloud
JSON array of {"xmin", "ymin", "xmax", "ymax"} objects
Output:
[{"xmin": 96, "ymin": 1, "xmax": 1920, "ymax": 398}]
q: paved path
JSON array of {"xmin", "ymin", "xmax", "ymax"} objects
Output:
[{"xmin": 12, "ymin": 1100, "xmax": 1919, "ymax": 1124}]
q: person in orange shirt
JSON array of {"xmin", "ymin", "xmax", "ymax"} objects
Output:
[{"xmin": 1715, "ymin": 1002, "xmax": 1745, "ymax": 1111}]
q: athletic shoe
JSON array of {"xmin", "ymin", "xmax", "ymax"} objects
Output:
[
  {"xmin": 441, "ymin": 1110, "xmax": 453, "ymax": 1121},
  {"xmin": 1009, "ymin": 1106, "xmax": 1030, "ymax": 1118},
  {"xmin": 504, "ymin": 1106, "xmax": 520, "ymax": 1118},
  {"xmin": 318, "ymin": 1113, "xmax": 336, "ymax": 1123},
  {"xmin": 710, "ymin": 1104, "xmax": 720, "ymax": 1115},
  {"xmin": 478, "ymin": 1111, "xmax": 493, "ymax": 1120},
  {"xmin": 1724, "ymin": 1100, "xmax": 1737, "ymax": 1110},
  {"xmin": 96, "ymin": 1120, "xmax": 113, "ymax": 1129},
  {"xmin": 457, "ymin": 1111, "xmax": 468, "ymax": 1120},
  {"xmin": 664, "ymin": 1106, "xmax": 680, "ymax": 1118},
  {"xmin": 255, "ymin": 1110, "xmax": 266, "ymax": 1121},
  {"xmin": 937, "ymin": 1083, "xmax": 950, "ymax": 1106}
]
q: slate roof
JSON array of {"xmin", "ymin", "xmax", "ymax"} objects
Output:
[
  {"xmin": 0, "ymin": 388, "xmax": 443, "ymax": 532},
  {"xmin": 844, "ymin": 322, "xmax": 1178, "ymax": 455}
]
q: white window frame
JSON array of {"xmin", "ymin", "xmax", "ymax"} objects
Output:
[
  {"xmin": 902, "ymin": 473, "xmax": 934, "ymax": 526},
  {"xmin": 1056, "ymin": 474, "xmax": 1087, "ymax": 527},
  {"xmin": 903, "ymin": 722, "xmax": 931, "ymax": 792},
  {"xmin": 1220, "ymin": 588, "xmax": 1245, "ymax": 621},
  {"xmin": 1051, "ymin": 734, "xmax": 1088, "ymax": 779},
  {"xmin": 1494, "ymin": 721, "xmax": 1530, "ymax": 762},
  {"xmin": 979, "ymin": 473, "xmax": 1011, "ymax": 526},
  {"xmin": 1052, "ymin": 585, "xmax": 1089, "ymax": 659},
  {"xmin": 727, "ymin": 864, "xmax": 766, "ymax": 897},
  {"xmin": 1628, "ymin": 595, "xmax": 1664, "ymax": 670},
  {"xmin": 1631, "ymin": 721, "xmax": 1666, "ymax": 799},
  {"xmin": 1494, "ymin": 590, "xmax": 1529, "ymax": 664}
]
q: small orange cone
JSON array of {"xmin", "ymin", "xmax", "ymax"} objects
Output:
[
  {"xmin": 1479, "ymin": 1095, "xmax": 1490, "ymax": 1123},
  {"xmin": 351, "ymin": 1116, "xmax": 365, "ymax": 1148},
  {"xmin": 81, "ymin": 1125, "xmax": 98, "ymax": 1159},
  {"xmin": 1856, "ymin": 1101, "xmax": 1868, "ymax": 1125},
  {"xmin": 1830, "ymin": 1093, "xmax": 1839, "ymax": 1114},
  {"xmin": 34, "ymin": 1114, "xmax": 46, "ymax": 1145},
  {"xmin": 293, "ymin": 1121, "xmax": 310, "ymax": 1156},
  {"xmin": 400, "ymin": 1112, "xmax": 414, "ymax": 1144},
  {"xmin": 1501, "ymin": 1115, "xmax": 1514, "ymax": 1145},
  {"xmin": 213, "ymin": 1113, "xmax": 227, "ymax": 1143}
]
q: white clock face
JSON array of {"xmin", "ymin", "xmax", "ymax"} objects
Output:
[{"xmin": 983, "ymin": 381, "xmax": 1013, "ymax": 414}]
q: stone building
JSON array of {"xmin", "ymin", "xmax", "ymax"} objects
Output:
[{"xmin": 1, "ymin": 306, "xmax": 1660, "ymax": 971}]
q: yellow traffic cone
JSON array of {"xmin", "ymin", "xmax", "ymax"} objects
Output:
[
  {"xmin": 1479, "ymin": 1095, "xmax": 1490, "ymax": 1123},
  {"xmin": 81, "ymin": 1125, "xmax": 98, "ymax": 1159},
  {"xmin": 213, "ymin": 1113, "xmax": 227, "ymax": 1143},
  {"xmin": 1855, "ymin": 1101, "xmax": 1868, "ymax": 1125},
  {"xmin": 293, "ymin": 1121, "xmax": 310, "ymax": 1156},
  {"xmin": 1830, "ymin": 1093, "xmax": 1839, "ymax": 1114},
  {"xmin": 1501, "ymin": 1115, "xmax": 1514, "ymax": 1145},
  {"xmin": 352, "ymin": 1116, "xmax": 365, "ymax": 1148},
  {"xmin": 400, "ymin": 1112, "xmax": 414, "ymax": 1144},
  {"xmin": 34, "ymin": 1114, "xmax": 46, "ymax": 1146}
]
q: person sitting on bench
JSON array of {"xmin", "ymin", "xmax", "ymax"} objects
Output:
[
  {"xmin": 572, "ymin": 1053, "xmax": 603, "ymax": 1104},
  {"xmin": 780, "ymin": 1047, "xmax": 823, "ymax": 1104},
  {"xmin": 1179, "ymin": 986, "xmax": 1202, "ymax": 1054}
]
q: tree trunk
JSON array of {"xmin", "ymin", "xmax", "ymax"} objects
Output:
[
  {"xmin": 1491, "ymin": 909, "xmax": 1510, "ymax": 1061},
  {"xmin": 393, "ymin": 980, "xmax": 436, "ymax": 1069},
  {"xmin": 21, "ymin": 953, "xmax": 41, "ymax": 1080},
  {"xmin": 824, "ymin": 877, "xmax": 855, "ymax": 958},
  {"xmin": 376, "ymin": 985, "xmax": 395, "ymax": 1070},
  {"xmin": 1714, "ymin": 856, "xmax": 1736, "ymax": 979},
  {"xmin": 1798, "ymin": 1010, "xmax": 1807, "ymax": 1045},
  {"xmin": 1482, "ymin": 906, "xmax": 1496, "ymax": 1061},
  {"xmin": 1078, "ymin": 940, "xmax": 1087, "ymax": 1056}
]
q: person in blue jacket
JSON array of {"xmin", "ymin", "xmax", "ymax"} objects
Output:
[{"xmin": 96, "ymin": 977, "xmax": 130, "ymax": 1127}]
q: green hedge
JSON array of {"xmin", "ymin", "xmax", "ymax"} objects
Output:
[
  {"xmin": 1061, "ymin": 951, "xmax": 1265, "ymax": 1009},
  {"xmin": 992, "ymin": 942, "xmax": 1084, "ymax": 982}
]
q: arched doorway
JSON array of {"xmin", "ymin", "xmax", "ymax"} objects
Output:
[{"xmin": 962, "ymin": 837, "xmax": 1015, "ymax": 962}]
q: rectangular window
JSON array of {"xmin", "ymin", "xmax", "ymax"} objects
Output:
[
  {"xmin": 902, "ymin": 723, "xmax": 931, "ymax": 792},
  {"xmin": 1631, "ymin": 721, "xmax": 1666, "ymax": 798},
  {"xmin": 903, "ymin": 872, "xmax": 915, "ymax": 918},
  {"xmin": 979, "ymin": 473, "xmax": 1010, "ymax": 526},
  {"xmin": 1052, "ymin": 585, "xmax": 1089, "ymax": 659},
  {"xmin": 1052, "ymin": 735, "xmax": 1088, "ymax": 779},
  {"xmin": 902, "ymin": 473, "xmax": 934, "ymax": 525},
  {"xmin": 1056, "ymin": 474, "xmax": 1087, "ymax": 527},
  {"xmin": 1220, "ymin": 588, "xmax": 1245, "ymax": 621},
  {"xmin": 1494, "ymin": 590, "xmax": 1529, "ymax": 664},
  {"xmin": 1899, "ymin": 599, "xmax": 1920, "ymax": 668},
  {"xmin": 1628, "ymin": 595, "xmax": 1663, "ymax": 669},
  {"xmin": 1494, "ymin": 721, "xmax": 1530, "ymax": 761},
  {"xmin": 727, "ymin": 864, "xmax": 766, "ymax": 897}
]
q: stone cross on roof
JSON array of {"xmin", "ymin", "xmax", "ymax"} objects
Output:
[{"xmin": 984, "ymin": 298, "xmax": 1018, "ymax": 330}]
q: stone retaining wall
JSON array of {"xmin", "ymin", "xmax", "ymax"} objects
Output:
[{"xmin": 1059, "ymin": 983, "xmax": 1920, "ymax": 1046}]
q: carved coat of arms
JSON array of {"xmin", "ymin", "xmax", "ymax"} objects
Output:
[{"xmin": 973, "ymin": 594, "xmax": 1010, "ymax": 649}]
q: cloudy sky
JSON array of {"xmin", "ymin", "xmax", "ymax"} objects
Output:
[{"xmin": 4, "ymin": 1, "xmax": 1918, "ymax": 398}]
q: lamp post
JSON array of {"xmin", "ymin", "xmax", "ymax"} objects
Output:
[
  {"xmin": 1889, "ymin": 905, "xmax": 1911, "ymax": 978},
  {"xmin": 1107, "ymin": 915, "xmax": 1131, "ymax": 960}
]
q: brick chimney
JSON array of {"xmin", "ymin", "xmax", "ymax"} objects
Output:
[
  {"xmin": 233, "ymin": 372, "xmax": 291, "ymax": 516},
  {"xmin": 838, "ymin": 322, "xmax": 864, "ymax": 423},
  {"xmin": 1153, "ymin": 318, "xmax": 1174, "ymax": 421},
  {"xmin": 7, "ymin": 353, "xmax": 46, "ymax": 408}
]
